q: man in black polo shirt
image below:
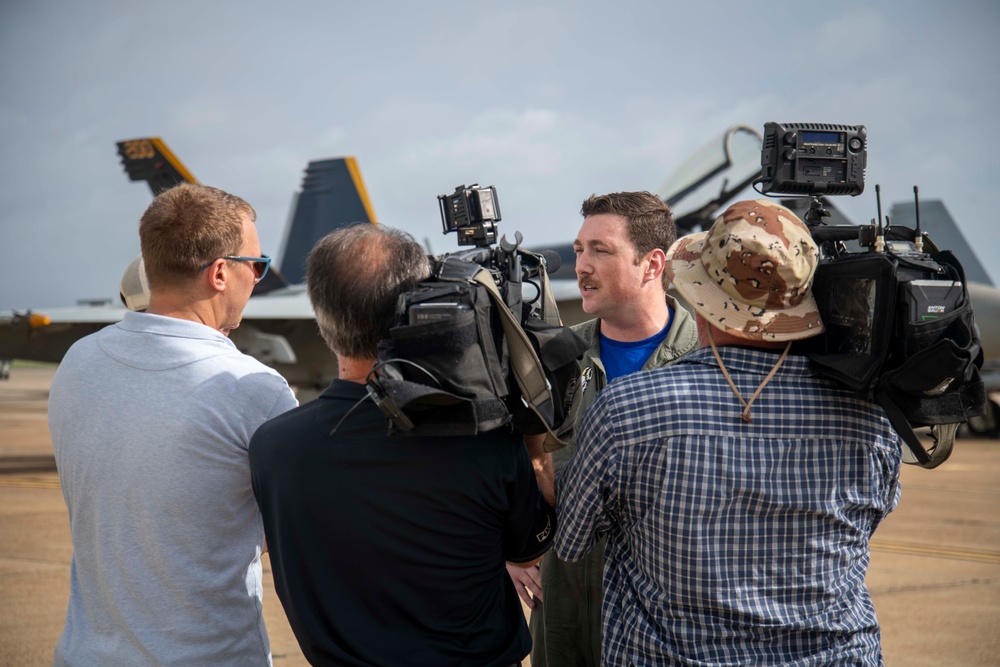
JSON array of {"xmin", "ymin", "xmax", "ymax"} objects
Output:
[{"xmin": 250, "ymin": 223, "xmax": 555, "ymax": 666}]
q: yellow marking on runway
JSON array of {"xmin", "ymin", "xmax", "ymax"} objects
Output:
[
  {"xmin": 0, "ymin": 473, "xmax": 61, "ymax": 489},
  {"xmin": 0, "ymin": 412, "xmax": 49, "ymax": 420},
  {"xmin": 871, "ymin": 540, "xmax": 1000, "ymax": 564},
  {"xmin": 0, "ymin": 480, "xmax": 61, "ymax": 489}
]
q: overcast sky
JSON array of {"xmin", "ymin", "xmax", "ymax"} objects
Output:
[{"xmin": 1, "ymin": 0, "xmax": 998, "ymax": 311}]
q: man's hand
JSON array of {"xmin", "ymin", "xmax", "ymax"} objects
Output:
[
  {"xmin": 524, "ymin": 433, "xmax": 555, "ymax": 506},
  {"xmin": 506, "ymin": 561, "xmax": 543, "ymax": 608}
]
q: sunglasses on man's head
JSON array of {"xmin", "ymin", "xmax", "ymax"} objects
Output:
[{"xmin": 199, "ymin": 254, "xmax": 271, "ymax": 283}]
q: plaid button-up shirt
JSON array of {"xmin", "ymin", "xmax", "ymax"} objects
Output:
[{"xmin": 556, "ymin": 346, "xmax": 901, "ymax": 666}]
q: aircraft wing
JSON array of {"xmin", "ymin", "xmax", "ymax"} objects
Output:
[
  {"xmin": 0, "ymin": 292, "xmax": 332, "ymax": 389},
  {"xmin": 0, "ymin": 305, "xmax": 125, "ymax": 364}
]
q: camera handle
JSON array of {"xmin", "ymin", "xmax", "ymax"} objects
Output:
[{"xmin": 803, "ymin": 196, "xmax": 831, "ymax": 226}]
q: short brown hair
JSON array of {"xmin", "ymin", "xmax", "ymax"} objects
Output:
[
  {"xmin": 581, "ymin": 191, "xmax": 676, "ymax": 288},
  {"xmin": 139, "ymin": 183, "xmax": 255, "ymax": 289},
  {"xmin": 307, "ymin": 224, "xmax": 430, "ymax": 359}
]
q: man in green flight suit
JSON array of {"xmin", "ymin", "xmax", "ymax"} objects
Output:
[{"xmin": 511, "ymin": 190, "xmax": 698, "ymax": 667}]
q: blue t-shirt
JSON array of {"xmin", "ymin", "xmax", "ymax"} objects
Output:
[{"xmin": 599, "ymin": 311, "xmax": 673, "ymax": 382}]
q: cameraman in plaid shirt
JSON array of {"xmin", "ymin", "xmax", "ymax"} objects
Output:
[{"xmin": 556, "ymin": 200, "xmax": 901, "ymax": 666}]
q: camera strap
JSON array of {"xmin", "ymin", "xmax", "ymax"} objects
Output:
[
  {"xmin": 876, "ymin": 388, "xmax": 955, "ymax": 468},
  {"xmin": 471, "ymin": 267, "xmax": 568, "ymax": 448}
]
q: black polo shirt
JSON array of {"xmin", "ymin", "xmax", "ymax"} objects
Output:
[{"xmin": 250, "ymin": 379, "xmax": 555, "ymax": 666}]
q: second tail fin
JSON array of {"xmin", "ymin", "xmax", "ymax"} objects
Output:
[{"xmin": 278, "ymin": 157, "xmax": 378, "ymax": 285}]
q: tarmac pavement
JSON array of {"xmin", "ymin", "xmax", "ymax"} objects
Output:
[{"xmin": 1, "ymin": 365, "xmax": 998, "ymax": 666}]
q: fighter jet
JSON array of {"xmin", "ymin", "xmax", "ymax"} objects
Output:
[
  {"xmin": 2, "ymin": 129, "xmax": 997, "ymax": 432},
  {"xmin": 6, "ymin": 129, "xmax": 764, "ymax": 381}
]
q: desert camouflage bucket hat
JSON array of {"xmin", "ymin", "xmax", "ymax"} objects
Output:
[{"xmin": 664, "ymin": 199, "xmax": 824, "ymax": 341}]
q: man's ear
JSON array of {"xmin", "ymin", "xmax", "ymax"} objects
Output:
[
  {"xmin": 644, "ymin": 248, "xmax": 667, "ymax": 285},
  {"xmin": 202, "ymin": 259, "xmax": 228, "ymax": 294}
]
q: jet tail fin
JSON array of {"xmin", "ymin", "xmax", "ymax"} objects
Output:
[
  {"xmin": 277, "ymin": 157, "xmax": 378, "ymax": 285},
  {"xmin": 116, "ymin": 137, "xmax": 199, "ymax": 196}
]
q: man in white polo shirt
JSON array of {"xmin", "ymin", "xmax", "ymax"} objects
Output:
[{"xmin": 49, "ymin": 183, "xmax": 297, "ymax": 666}]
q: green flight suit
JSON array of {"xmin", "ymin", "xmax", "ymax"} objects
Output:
[{"xmin": 530, "ymin": 296, "xmax": 698, "ymax": 667}]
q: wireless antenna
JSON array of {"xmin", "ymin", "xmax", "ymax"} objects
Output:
[
  {"xmin": 874, "ymin": 184, "xmax": 885, "ymax": 253},
  {"xmin": 913, "ymin": 185, "xmax": 924, "ymax": 252}
]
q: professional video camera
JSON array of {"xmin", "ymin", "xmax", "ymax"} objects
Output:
[
  {"xmin": 756, "ymin": 122, "xmax": 986, "ymax": 468},
  {"xmin": 365, "ymin": 184, "xmax": 587, "ymax": 443},
  {"xmin": 429, "ymin": 185, "xmax": 553, "ymax": 317}
]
